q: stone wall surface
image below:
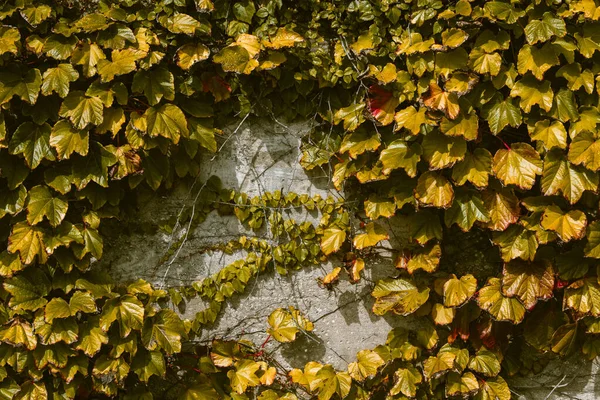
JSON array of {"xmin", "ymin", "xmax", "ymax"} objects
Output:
[{"xmin": 99, "ymin": 117, "xmax": 600, "ymax": 399}]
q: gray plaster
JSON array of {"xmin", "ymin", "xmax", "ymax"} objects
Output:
[{"xmin": 99, "ymin": 117, "xmax": 600, "ymax": 397}]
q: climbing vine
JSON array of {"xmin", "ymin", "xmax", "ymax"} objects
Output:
[{"xmin": 1, "ymin": 0, "xmax": 600, "ymax": 398}]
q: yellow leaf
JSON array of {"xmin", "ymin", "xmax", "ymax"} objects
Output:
[{"xmin": 353, "ymin": 222, "xmax": 388, "ymax": 250}]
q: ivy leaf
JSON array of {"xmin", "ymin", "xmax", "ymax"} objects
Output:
[
  {"xmin": 320, "ymin": 227, "xmax": 346, "ymax": 255},
  {"xmin": 4, "ymin": 268, "xmax": 50, "ymax": 311},
  {"xmin": 0, "ymin": 27, "xmax": 20, "ymax": 55},
  {"xmin": 510, "ymin": 76, "xmax": 553, "ymax": 112},
  {"xmin": 76, "ymin": 319, "xmax": 108, "ymax": 357},
  {"xmin": 584, "ymin": 220, "xmax": 600, "ymax": 258},
  {"xmin": 422, "ymin": 130, "xmax": 466, "ymax": 170},
  {"xmin": 423, "ymin": 352, "xmax": 456, "ymax": 380},
  {"xmin": 469, "ymin": 49, "xmax": 502, "ymax": 76},
  {"xmin": 550, "ymin": 323, "xmax": 579, "ymax": 356},
  {"xmin": 563, "ymin": 278, "xmax": 600, "ymax": 318},
  {"xmin": 394, "ymin": 106, "xmax": 428, "ymax": 135},
  {"xmin": 444, "ymin": 188, "xmax": 489, "ymax": 231},
  {"xmin": 267, "ymin": 307, "xmax": 314, "ymax": 343},
  {"xmin": 180, "ymin": 384, "xmax": 219, "ymax": 400},
  {"xmin": 7, "ymin": 221, "xmax": 47, "ymax": 265},
  {"xmin": 353, "ymin": 222, "xmax": 388, "ymax": 250},
  {"xmin": 348, "ymin": 349, "xmax": 385, "ymax": 382},
  {"xmin": 550, "ymin": 88, "xmax": 579, "ymax": 122},
  {"xmin": 333, "ymin": 103, "xmax": 365, "ymax": 132},
  {"xmin": 408, "ymin": 209, "xmax": 442, "ymax": 244},
  {"xmin": 368, "ymin": 86, "xmax": 398, "ymax": 126},
  {"xmin": 26, "ymin": 185, "xmax": 68, "ymax": 227},
  {"xmin": 160, "ymin": 13, "xmax": 205, "ymax": 36},
  {"xmin": 517, "ymin": 44, "xmax": 558, "ymax": 81},
  {"xmin": 478, "ymin": 277, "xmax": 526, "ymax": 323},
  {"xmin": 71, "ymin": 43, "xmax": 106, "ymax": 78},
  {"xmin": 227, "ymin": 360, "xmax": 261, "ymax": 394},
  {"xmin": 132, "ymin": 350, "xmax": 166, "ymax": 382},
  {"xmin": 540, "ymin": 205, "xmax": 587, "ymax": 242},
  {"xmin": 145, "ymin": 104, "xmax": 189, "ymax": 144},
  {"xmin": 59, "ymin": 91, "xmax": 104, "ymax": 129},
  {"xmin": 379, "ymin": 140, "xmax": 421, "ymax": 177},
  {"xmin": 371, "ymin": 278, "xmax": 430, "ymax": 316},
  {"xmin": 100, "ymin": 295, "xmax": 145, "ymax": 338},
  {"xmin": 492, "ymin": 143, "xmax": 542, "ymax": 190},
  {"xmin": 440, "ymin": 111, "xmax": 479, "ymax": 141},
  {"xmin": 482, "ymin": 96, "xmax": 521, "ymax": 134},
  {"xmin": 50, "ymin": 120, "xmax": 89, "ymax": 160},
  {"xmin": 97, "ymin": 49, "xmax": 146, "ymax": 82},
  {"xmin": 443, "ymin": 274, "xmax": 477, "ymax": 307},
  {"xmin": 213, "ymin": 45, "xmax": 257, "ymax": 74},
  {"xmin": 71, "ymin": 142, "xmax": 118, "ymax": 189},
  {"xmin": 8, "ymin": 122, "xmax": 55, "ymax": 169},
  {"xmin": 41, "ymin": 64, "xmax": 79, "ymax": 98},
  {"xmin": 364, "ymin": 195, "xmax": 396, "ymax": 219},
  {"xmin": 0, "ymin": 320, "xmax": 37, "ymax": 350},
  {"xmin": 415, "ymin": 171, "xmax": 454, "ymax": 209},
  {"xmin": 524, "ymin": 12, "xmax": 566, "ymax": 45},
  {"xmin": 502, "ymin": 260, "xmax": 555, "ymax": 310},
  {"xmin": 400, "ymin": 243, "xmax": 442, "ymax": 274},
  {"xmin": 492, "ymin": 224, "xmax": 538, "ymax": 262},
  {"xmin": 423, "ymin": 83, "xmax": 460, "ymax": 119},
  {"xmin": 0, "ymin": 68, "xmax": 42, "ymax": 105},
  {"xmin": 314, "ymin": 366, "xmax": 352, "ymax": 400},
  {"xmin": 389, "ymin": 366, "xmax": 422, "ymax": 397},
  {"xmin": 452, "ymin": 148, "xmax": 492, "ymax": 188},
  {"xmin": 0, "ymin": 185, "xmax": 27, "ymax": 220},
  {"xmin": 529, "ymin": 119, "xmax": 566, "ymax": 150},
  {"xmin": 339, "ymin": 129, "xmax": 380, "ymax": 158},
  {"xmin": 568, "ymin": 131, "xmax": 600, "ymax": 171},
  {"xmin": 132, "ymin": 68, "xmax": 175, "ymax": 106},
  {"xmin": 176, "ymin": 43, "xmax": 210, "ymax": 70},
  {"xmin": 445, "ymin": 372, "xmax": 479, "ymax": 398},
  {"xmin": 142, "ymin": 309, "xmax": 186, "ymax": 354},
  {"xmin": 541, "ymin": 149, "xmax": 598, "ymax": 204}
]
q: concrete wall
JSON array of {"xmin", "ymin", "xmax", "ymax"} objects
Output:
[{"xmin": 99, "ymin": 117, "xmax": 599, "ymax": 399}]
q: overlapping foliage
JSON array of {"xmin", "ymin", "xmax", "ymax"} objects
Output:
[{"xmin": 1, "ymin": 0, "xmax": 600, "ymax": 398}]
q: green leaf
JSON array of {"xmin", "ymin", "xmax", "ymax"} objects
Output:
[
  {"xmin": 394, "ymin": 106, "xmax": 428, "ymax": 135},
  {"xmin": 445, "ymin": 372, "xmax": 479, "ymax": 398},
  {"xmin": 0, "ymin": 27, "xmax": 20, "ymax": 55},
  {"xmin": 408, "ymin": 209, "xmax": 442, "ymax": 244},
  {"xmin": 4, "ymin": 268, "xmax": 50, "ymax": 312},
  {"xmin": 320, "ymin": 227, "xmax": 346, "ymax": 255},
  {"xmin": 132, "ymin": 350, "xmax": 166, "ymax": 382},
  {"xmin": 541, "ymin": 205, "xmax": 587, "ymax": 242},
  {"xmin": 7, "ymin": 221, "xmax": 47, "ymax": 265},
  {"xmin": 492, "ymin": 224, "xmax": 538, "ymax": 262},
  {"xmin": 160, "ymin": 13, "xmax": 205, "ymax": 35},
  {"xmin": 213, "ymin": 45, "xmax": 256, "ymax": 74},
  {"xmin": 0, "ymin": 185, "xmax": 27, "ymax": 220},
  {"xmin": 41, "ymin": 64, "xmax": 79, "ymax": 98},
  {"xmin": 71, "ymin": 142, "xmax": 118, "ymax": 189},
  {"xmin": 492, "ymin": 143, "xmax": 542, "ymax": 190},
  {"xmin": 0, "ymin": 320, "xmax": 37, "ymax": 350},
  {"xmin": 541, "ymin": 149, "xmax": 598, "ymax": 204},
  {"xmin": 529, "ymin": 119, "xmax": 567, "ymax": 150},
  {"xmin": 440, "ymin": 111, "xmax": 479, "ymax": 141},
  {"xmin": 132, "ymin": 68, "xmax": 175, "ymax": 106},
  {"xmin": 72, "ymin": 43, "xmax": 106, "ymax": 78},
  {"xmin": 415, "ymin": 171, "xmax": 454, "ymax": 209},
  {"xmin": 227, "ymin": 360, "xmax": 261, "ymax": 394},
  {"xmin": 482, "ymin": 97, "xmax": 521, "ymax": 134},
  {"xmin": 422, "ymin": 130, "xmax": 466, "ymax": 170},
  {"xmin": 176, "ymin": 43, "xmax": 210, "ymax": 70},
  {"xmin": 443, "ymin": 274, "xmax": 477, "ymax": 307},
  {"xmin": 477, "ymin": 277, "xmax": 526, "ymax": 323},
  {"xmin": 568, "ymin": 131, "xmax": 600, "ymax": 171},
  {"xmin": 389, "ymin": 366, "xmax": 422, "ymax": 397},
  {"xmin": 502, "ymin": 260, "xmax": 555, "ymax": 310},
  {"xmin": 76, "ymin": 318, "xmax": 108, "ymax": 356},
  {"xmin": 379, "ymin": 140, "xmax": 421, "ymax": 177},
  {"xmin": 59, "ymin": 91, "xmax": 104, "ymax": 130},
  {"xmin": 8, "ymin": 122, "xmax": 55, "ymax": 169},
  {"xmin": 267, "ymin": 306, "xmax": 314, "ymax": 343},
  {"xmin": 423, "ymin": 351, "xmax": 456, "ymax": 380},
  {"xmin": 100, "ymin": 295, "xmax": 144, "ymax": 337},
  {"xmin": 145, "ymin": 104, "xmax": 189, "ymax": 144},
  {"xmin": 353, "ymin": 222, "xmax": 388, "ymax": 250},
  {"xmin": 26, "ymin": 185, "xmax": 68, "ymax": 227},
  {"xmin": 444, "ymin": 188, "xmax": 490, "ymax": 231},
  {"xmin": 550, "ymin": 88, "xmax": 579, "ymax": 122},
  {"xmin": 333, "ymin": 103, "xmax": 365, "ymax": 132},
  {"xmin": 550, "ymin": 323, "xmax": 579, "ymax": 356},
  {"xmin": 469, "ymin": 48, "xmax": 502, "ymax": 76},
  {"xmin": 524, "ymin": 12, "xmax": 566, "ymax": 45},
  {"xmin": 510, "ymin": 76, "xmax": 553, "ymax": 112},
  {"xmin": 452, "ymin": 148, "xmax": 492, "ymax": 188},
  {"xmin": 314, "ymin": 366, "xmax": 351, "ymax": 400},
  {"xmin": 371, "ymin": 278, "xmax": 430, "ymax": 316},
  {"xmin": 348, "ymin": 349, "xmax": 385, "ymax": 382},
  {"xmin": 97, "ymin": 48, "xmax": 146, "ymax": 82},
  {"xmin": 50, "ymin": 120, "xmax": 89, "ymax": 159},
  {"xmin": 0, "ymin": 68, "xmax": 41, "ymax": 105},
  {"xmin": 563, "ymin": 278, "xmax": 600, "ymax": 318},
  {"xmin": 142, "ymin": 309, "xmax": 186, "ymax": 354}
]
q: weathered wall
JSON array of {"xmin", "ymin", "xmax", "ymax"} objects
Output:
[{"xmin": 99, "ymin": 117, "xmax": 599, "ymax": 399}]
